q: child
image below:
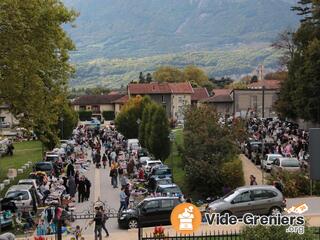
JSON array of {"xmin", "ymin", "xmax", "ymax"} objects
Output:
[{"xmin": 74, "ymin": 225, "xmax": 82, "ymax": 240}]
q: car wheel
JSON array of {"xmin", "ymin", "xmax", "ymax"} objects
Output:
[
  {"xmin": 269, "ymin": 207, "xmax": 281, "ymax": 216},
  {"xmin": 220, "ymin": 211, "xmax": 232, "ymax": 216},
  {"xmin": 128, "ymin": 218, "xmax": 138, "ymax": 229}
]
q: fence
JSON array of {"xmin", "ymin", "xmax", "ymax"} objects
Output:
[{"xmin": 139, "ymin": 227, "xmax": 320, "ymax": 240}]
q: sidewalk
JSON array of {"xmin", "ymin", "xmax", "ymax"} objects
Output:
[{"xmin": 240, "ymin": 154, "xmax": 263, "ymax": 185}]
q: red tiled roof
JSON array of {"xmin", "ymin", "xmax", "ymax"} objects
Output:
[
  {"xmin": 202, "ymin": 95, "xmax": 233, "ymax": 103},
  {"xmin": 247, "ymin": 80, "xmax": 281, "ymax": 90},
  {"xmin": 191, "ymin": 88, "xmax": 209, "ymax": 101},
  {"xmin": 73, "ymin": 94, "xmax": 124, "ymax": 105},
  {"xmin": 168, "ymin": 82, "xmax": 194, "ymax": 94},
  {"xmin": 111, "ymin": 95, "xmax": 128, "ymax": 104},
  {"xmin": 128, "ymin": 82, "xmax": 194, "ymax": 95},
  {"xmin": 211, "ymin": 89, "xmax": 232, "ymax": 96}
]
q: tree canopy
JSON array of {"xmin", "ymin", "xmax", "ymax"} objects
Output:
[
  {"xmin": 153, "ymin": 65, "xmax": 210, "ymax": 87},
  {"xmin": 276, "ymin": 0, "xmax": 320, "ymax": 123},
  {"xmin": 0, "ymin": 0, "xmax": 78, "ymax": 148}
]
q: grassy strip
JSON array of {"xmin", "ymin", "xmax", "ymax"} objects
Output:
[
  {"xmin": 0, "ymin": 141, "xmax": 42, "ymax": 181},
  {"xmin": 166, "ymin": 129, "xmax": 187, "ymax": 193}
]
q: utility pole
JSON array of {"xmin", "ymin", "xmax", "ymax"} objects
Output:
[{"xmin": 262, "ymin": 86, "xmax": 265, "ymax": 118}]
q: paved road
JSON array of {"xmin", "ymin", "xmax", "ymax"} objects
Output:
[{"xmin": 71, "ymin": 147, "xmax": 122, "ymax": 236}]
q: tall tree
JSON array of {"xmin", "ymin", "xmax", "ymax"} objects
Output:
[
  {"xmin": 276, "ymin": 0, "xmax": 320, "ymax": 123},
  {"xmin": 0, "ymin": 0, "xmax": 77, "ymax": 148},
  {"xmin": 149, "ymin": 106, "xmax": 170, "ymax": 160}
]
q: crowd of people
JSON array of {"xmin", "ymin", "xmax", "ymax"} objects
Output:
[{"xmin": 246, "ymin": 118, "xmax": 309, "ymax": 164}]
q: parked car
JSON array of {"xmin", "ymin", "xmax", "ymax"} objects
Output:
[
  {"xmin": 5, "ymin": 185, "xmax": 38, "ymax": 213},
  {"xmin": 118, "ymin": 196, "xmax": 182, "ymax": 229},
  {"xmin": 148, "ymin": 165, "xmax": 172, "ymax": 180},
  {"xmin": 244, "ymin": 140, "xmax": 262, "ymax": 159},
  {"xmin": 127, "ymin": 139, "xmax": 139, "ymax": 152},
  {"xmin": 155, "ymin": 184, "xmax": 182, "ymax": 197},
  {"xmin": 0, "ymin": 122, "xmax": 10, "ymax": 128},
  {"xmin": 142, "ymin": 159, "xmax": 162, "ymax": 172},
  {"xmin": 138, "ymin": 148, "xmax": 149, "ymax": 158},
  {"xmin": 261, "ymin": 154, "xmax": 283, "ymax": 171},
  {"xmin": 207, "ymin": 185, "xmax": 286, "ymax": 217},
  {"xmin": 45, "ymin": 152, "xmax": 60, "ymax": 162},
  {"xmin": 148, "ymin": 176, "xmax": 172, "ymax": 192},
  {"xmin": 18, "ymin": 179, "xmax": 42, "ymax": 204},
  {"xmin": 271, "ymin": 157, "xmax": 301, "ymax": 176},
  {"xmin": 33, "ymin": 162, "xmax": 53, "ymax": 175}
]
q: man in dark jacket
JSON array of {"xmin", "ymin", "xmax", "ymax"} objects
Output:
[
  {"xmin": 77, "ymin": 177, "xmax": 86, "ymax": 203},
  {"xmin": 84, "ymin": 177, "xmax": 91, "ymax": 201}
]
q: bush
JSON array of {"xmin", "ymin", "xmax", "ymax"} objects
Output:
[
  {"xmin": 102, "ymin": 111, "xmax": 115, "ymax": 120},
  {"xmin": 78, "ymin": 111, "xmax": 92, "ymax": 121},
  {"xmin": 267, "ymin": 172, "xmax": 310, "ymax": 198},
  {"xmin": 221, "ymin": 157, "xmax": 245, "ymax": 190},
  {"xmin": 242, "ymin": 225, "xmax": 314, "ymax": 240}
]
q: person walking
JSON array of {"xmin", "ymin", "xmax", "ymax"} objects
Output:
[
  {"xmin": 250, "ymin": 175, "xmax": 257, "ymax": 185},
  {"xmin": 119, "ymin": 187, "xmax": 127, "ymax": 212},
  {"xmin": 77, "ymin": 177, "xmax": 86, "ymax": 203},
  {"xmin": 68, "ymin": 176, "xmax": 77, "ymax": 199},
  {"xmin": 100, "ymin": 206, "xmax": 109, "ymax": 237},
  {"xmin": 90, "ymin": 207, "xmax": 103, "ymax": 240},
  {"xmin": 84, "ymin": 177, "xmax": 91, "ymax": 201},
  {"xmin": 102, "ymin": 153, "xmax": 107, "ymax": 169}
]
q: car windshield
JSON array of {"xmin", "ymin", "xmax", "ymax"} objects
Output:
[
  {"xmin": 157, "ymin": 179, "xmax": 172, "ymax": 185},
  {"xmin": 282, "ymin": 159, "xmax": 300, "ymax": 167},
  {"xmin": 223, "ymin": 190, "xmax": 238, "ymax": 202},
  {"xmin": 155, "ymin": 168, "xmax": 171, "ymax": 175},
  {"xmin": 6, "ymin": 191, "xmax": 29, "ymax": 200},
  {"xmin": 36, "ymin": 163, "xmax": 52, "ymax": 171},
  {"xmin": 46, "ymin": 156, "xmax": 58, "ymax": 161},
  {"xmin": 162, "ymin": 187, "xmax": 181, "ymax": 194},
  {"xmin": 269, "ymin": 156, "xmax": 281, "ymax": 162}
]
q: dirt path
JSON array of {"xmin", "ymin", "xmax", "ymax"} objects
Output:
[{"xmin": 240, "ymin": 154, "xmax": 264, "ymax": 185}]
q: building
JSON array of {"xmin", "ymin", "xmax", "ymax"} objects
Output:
[
  {"xmin": 232, "ymin": 80, "xmax": 280, "ymax": 118},
  {"xmin": 191, "ymin": 88, "xmax": 210, "ymax": 106},
  {"xmin": 72, "ymin": 93, "xmax": 125, "ymax": 120},
  {"xmin": 201, "ymin": 89, "xmax": 233, "ymax": 115},
  {"xmin": 0, "ymin": 104, "xmax": 19, "ymax": 128},
  {"xmin": 201, "ymin": 80, "xmax": 281, "ymax": 118},
  {"xmin": 128, "ymin": 82, "xmax": 194, "ymax": 120}
]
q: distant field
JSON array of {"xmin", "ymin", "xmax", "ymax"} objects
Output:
[
  {"xmin": 71, "ymin": 46, "xmax": 282, "ymax": 89},
  {"xmin": 0, "ymin": 141, "xmax": 42, "ymax": 195}
]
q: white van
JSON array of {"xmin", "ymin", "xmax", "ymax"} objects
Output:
[
  {"xmin": 5, "ymin": 185, "xmax": 38, "ymax": 213},
  {"xmin": 127, "ymin": 139, "xmax": 140, "ymax": 152}
]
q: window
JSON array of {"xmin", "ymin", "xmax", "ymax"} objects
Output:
[
  {"xmin": 161, "ymin": 199, "xmax": 174, "ymax": 208},
  {"xmin": 79, "ymin": 106, "xmax": 86, "ymax": 111},
  {"xmin": 253, "ymin": 190, "xmax": 269, "ymax": 200},
  {"xmin": 250, "ymin": 96, "xmax": 258, "ymax": 110},
  {"xmin": 162, "ymin": 96, "xmax": 165, "ymax": 103},
  {"xmin": 144, "ymin": 200, "xmax": 159, "ymax": 209},
  {"xmin": 233, "ymin": 191, "xmax": 253, "ymax": 203}
]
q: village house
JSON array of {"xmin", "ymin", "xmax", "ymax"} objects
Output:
[
  {"xmin": 72, "ymin": 93, "xmax": 126, "ymax": 121},
  {"xmin": 127, "ymin": 82, "xmax": 194, "ymax": 120}
]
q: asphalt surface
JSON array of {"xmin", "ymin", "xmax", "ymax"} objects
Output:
[{"xmin": 71, "ymin": 147, "xmax": 122, "ymax": 236}]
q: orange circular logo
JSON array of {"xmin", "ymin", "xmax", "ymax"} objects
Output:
[{"xmin": 170, "ymin": 203, "xmax": 202, "ymax": 234}]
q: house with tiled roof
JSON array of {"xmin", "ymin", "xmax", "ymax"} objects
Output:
[
  {"xmin": 128, "ymin": 82, "xmax": 194, "ymax": 120},
  {"xmin": 72, "ymin": 93, "xmax": 125, "ymax": 120},
  {"xmin": 191, "ymin": 88, "xmax": 209, "ymax": 106},
  {"xmin": 201, "ymin": 79, "xmax": 281, "ymax": 118},
  {"xmin": 232, "ymin": 79, "xmax": 281, "ymax": 118}
]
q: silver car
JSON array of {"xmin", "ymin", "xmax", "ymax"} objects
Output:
[
  {"xmin": 271, "ymin": 157, "xmax": 301, "ymax": 177},
  {"xmin": 261, "ymin": 154, "xmax": 283, "ymax": 171},
  {"xmin": 208, "ymin": 185, "xmax": 286, "ymax": 217}
]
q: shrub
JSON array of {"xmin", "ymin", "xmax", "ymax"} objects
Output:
[
  {"xmin": 102, "ymin": 111, "xmax": 115, "ymax": 120},
  {"xmin": 242, "ymin": 225, "xmax": 314, "ymax": 240},
  {"xmin": 221, "ymin": 157, "xmax": 245, "ymax": 190},
  {"xmin": 78, "ymin": 111, "xmax": 92, "ymax": 121}
]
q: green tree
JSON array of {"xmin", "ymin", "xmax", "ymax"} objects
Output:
[
  {"xmin": 153, "ymin": 66, "xmax": 185, "ymax": 83},
  {"xmin": 149, "ymin": 106, "xmax": 170, "ymax": 160},
  {"xmin": 0, "ymin": 0, "xmax": 77, "ymax": 148},
  {"xmin": 184, "ymin": 65, "xmax": 209, "ymax": 86},
  {"xmin": 182, "ymin": 106, "xmax": 241, "ymax": 197},
  {"xmin": 58, "ymin": 103, "xmax": 78, "ymax": 140},
  {"xmin": 276, "ymin": 1, "xmax": 320, "ymax": 123}
]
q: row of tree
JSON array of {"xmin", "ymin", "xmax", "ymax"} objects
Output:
[
  {"xmin": 0, "ymin": 0, "xmax": 78, "ymax": 149},
  {"xmin": 115, "ymin": 96, "xmax": 170, "ymax": 160}
]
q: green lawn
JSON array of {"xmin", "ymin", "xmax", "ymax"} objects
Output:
[
  {"xmin": 0, "ymin": 141, "xmax": 42, "ymax": 196},
  {"xmin": 166, "ymin": 128, "xmax": 187, "ymax": 194}
]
